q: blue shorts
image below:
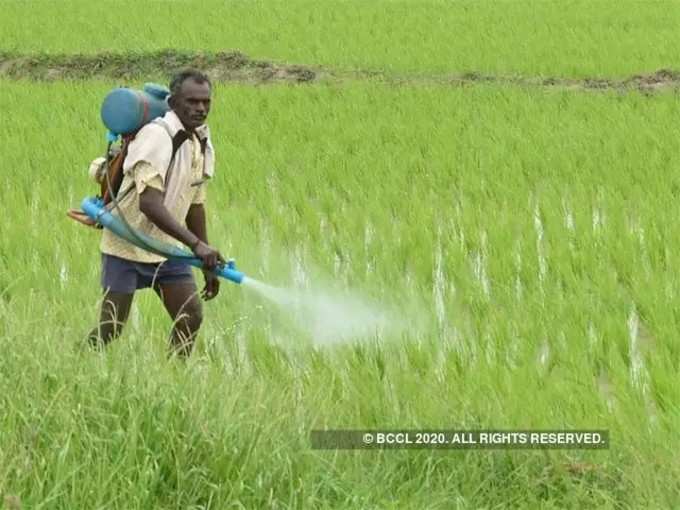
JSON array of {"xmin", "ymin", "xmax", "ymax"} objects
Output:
[{"xmin": 101, "ymin": 253, "xmax": 195, "ymax": 293}]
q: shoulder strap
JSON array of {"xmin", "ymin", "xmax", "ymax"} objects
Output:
[
  {"xmin": 154, "ymin": 119, "xmax": 191, "ymax": 160},
  {"xmin": 153, "ymin": 119, "xmax": 191, "ymax": 190},
  {"xmin": 109, "ymin": 121, "xmax": 190, "ymax": 206}
]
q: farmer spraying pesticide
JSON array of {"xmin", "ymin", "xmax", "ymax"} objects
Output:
[
  {"xmin": 75, "ymin": 70, "xmax": 230, "ymax": 357},
  {"xmin": 71, "ymin": 69, "xmax": 389, "ymax": 350}
]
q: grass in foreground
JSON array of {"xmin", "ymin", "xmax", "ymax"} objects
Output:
[{"xmin": 1, "ymin": 80, "xmax": 680, "ymax": 507}]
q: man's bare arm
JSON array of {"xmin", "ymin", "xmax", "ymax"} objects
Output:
[
  {"xmin": 186, "ymin": 203, "xmax": 208, "ymax": 245},
  {"xmin": 139, "ymin": 188, "xmax": 198, "ymax": 247},
  {"xmin": 186, "ymin": 202, "xmax": 221, "ymax": 300},
  {"xmin": 139, "ymin": 187, "xmax": 223, "ymax": 269}
]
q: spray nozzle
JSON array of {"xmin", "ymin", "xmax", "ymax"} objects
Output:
[{"xmin": 217, "ymin": 258, "xmax": 244, "ymax": 284}]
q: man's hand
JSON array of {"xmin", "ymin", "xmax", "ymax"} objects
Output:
[
  {"xmin": 185, "ymin": 204, "xmax": 221, "ymax": 300},
  {"xmin": 201, "ymin": 270, "xmax": 220, "ymax": 301},
  {"xmin": 192, "ymin": 240, "xmax": 224, "ymax": 271}
]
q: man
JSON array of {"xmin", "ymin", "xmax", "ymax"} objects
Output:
[{"xmin": 88, "ymin": 69, "xmax": 223, "ymax": 357}]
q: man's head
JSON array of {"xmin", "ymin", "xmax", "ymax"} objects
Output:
[{"xmin": 168, "ymin": 70, "xmax": 212, "ymax": 131}]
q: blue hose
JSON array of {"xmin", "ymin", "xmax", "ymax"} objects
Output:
[{"xmin": 81, "ymin": 196, "xmax": 245, "ymax": 284}]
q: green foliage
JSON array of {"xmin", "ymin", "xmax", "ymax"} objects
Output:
[
  {"xmin": 2, "ymin": 62, "xmax": 680, "ymax": 508},
  {"xmin": 1, "ymin": 0, "xmax": 680, "ymax": 77}
]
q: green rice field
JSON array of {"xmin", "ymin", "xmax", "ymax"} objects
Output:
[
  {"xmin": 2, "ymin": 0, "xmax": 680, "ymax": 77},
  {"xmin": 2, "ymin": 1, "xmax": 680, "ymax": 509}
]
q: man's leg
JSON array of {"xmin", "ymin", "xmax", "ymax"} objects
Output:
[
  {"xmin": 155, "ymin": 282, "xmax": 203, "ymax": 357},
  {"xmin": 87, "ymin": 291, "xmax": 134, "ymax": 348}
]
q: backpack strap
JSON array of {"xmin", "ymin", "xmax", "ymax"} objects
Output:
[
  {"xmin": 110, "ymin": 121, "xmax": 189, "ymax": 206},
  {"xmin": 153, "ymin": 118, "xmax": 192, "ymax": 191},
  {"xmin": 154, "ymin": 118, "xmax": 191, "ymax": 159}
]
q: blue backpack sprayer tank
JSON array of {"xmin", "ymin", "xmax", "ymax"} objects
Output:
[
  {"xmin": 77, "ymin": 83, "xmax": 246, "ymax": 285},
  {"xmin": 100, "ymin": 83, "xmax": 172, "ymax": 140}
]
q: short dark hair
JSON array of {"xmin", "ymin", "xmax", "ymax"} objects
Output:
[{"xmin": 169, "ymin": 69, "xmax": 211, "ymax": 96}]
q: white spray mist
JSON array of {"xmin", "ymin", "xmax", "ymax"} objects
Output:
[{"xmin": 242, "ymin": 276, "xmax": 404, "ymax": 345}]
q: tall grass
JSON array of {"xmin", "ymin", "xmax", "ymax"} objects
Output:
[
  {"xmin": 2, "ymin": 1, "xmax": 680, "ymax": 77},
  {"xmin": 2, "ymin": 80, "xmax": 680, "ymax": 507}
]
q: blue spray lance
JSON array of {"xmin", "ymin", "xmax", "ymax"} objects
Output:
[
  {"xmin": 80, "ymin": 197, "xmax": 245, "ymax": 284},
  {"xmin": 77, "ymin": 82, "xmax": 246, "ymax": 285}
]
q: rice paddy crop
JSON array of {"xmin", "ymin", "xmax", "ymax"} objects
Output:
[
  {"xmin": 3, "ymin": 1, "xmax": 680, "ymax": 508},
  {"xmin": 2, "ymin": 79, "xmax": 680, "ymax": 508},
  {"xmin": 1, "ymin": 0, "xmax": 680, "ymax": 77}
]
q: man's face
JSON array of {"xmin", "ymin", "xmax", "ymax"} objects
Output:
[{"xmin": 171, "ymin": 78, "xmax": 212, "ymax": 130}]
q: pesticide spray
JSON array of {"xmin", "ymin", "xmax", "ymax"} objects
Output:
[{"xmin": 241, "ymin": 277, "xmax": 399, "ymax": 344}]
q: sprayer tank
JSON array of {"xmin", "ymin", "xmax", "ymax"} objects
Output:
[{"xmin": 100, "ymin": 83, "xmax": 170, "ymax": 136}]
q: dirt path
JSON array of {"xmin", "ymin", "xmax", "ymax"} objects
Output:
[{"xmin": 1, "ymin": 50, "xmax": 678, "ymax": 92}]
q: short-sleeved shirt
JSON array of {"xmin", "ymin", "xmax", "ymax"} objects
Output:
[{"xmin": 100, "ymin": 112, "xmax": 212, "ymax": 264}]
